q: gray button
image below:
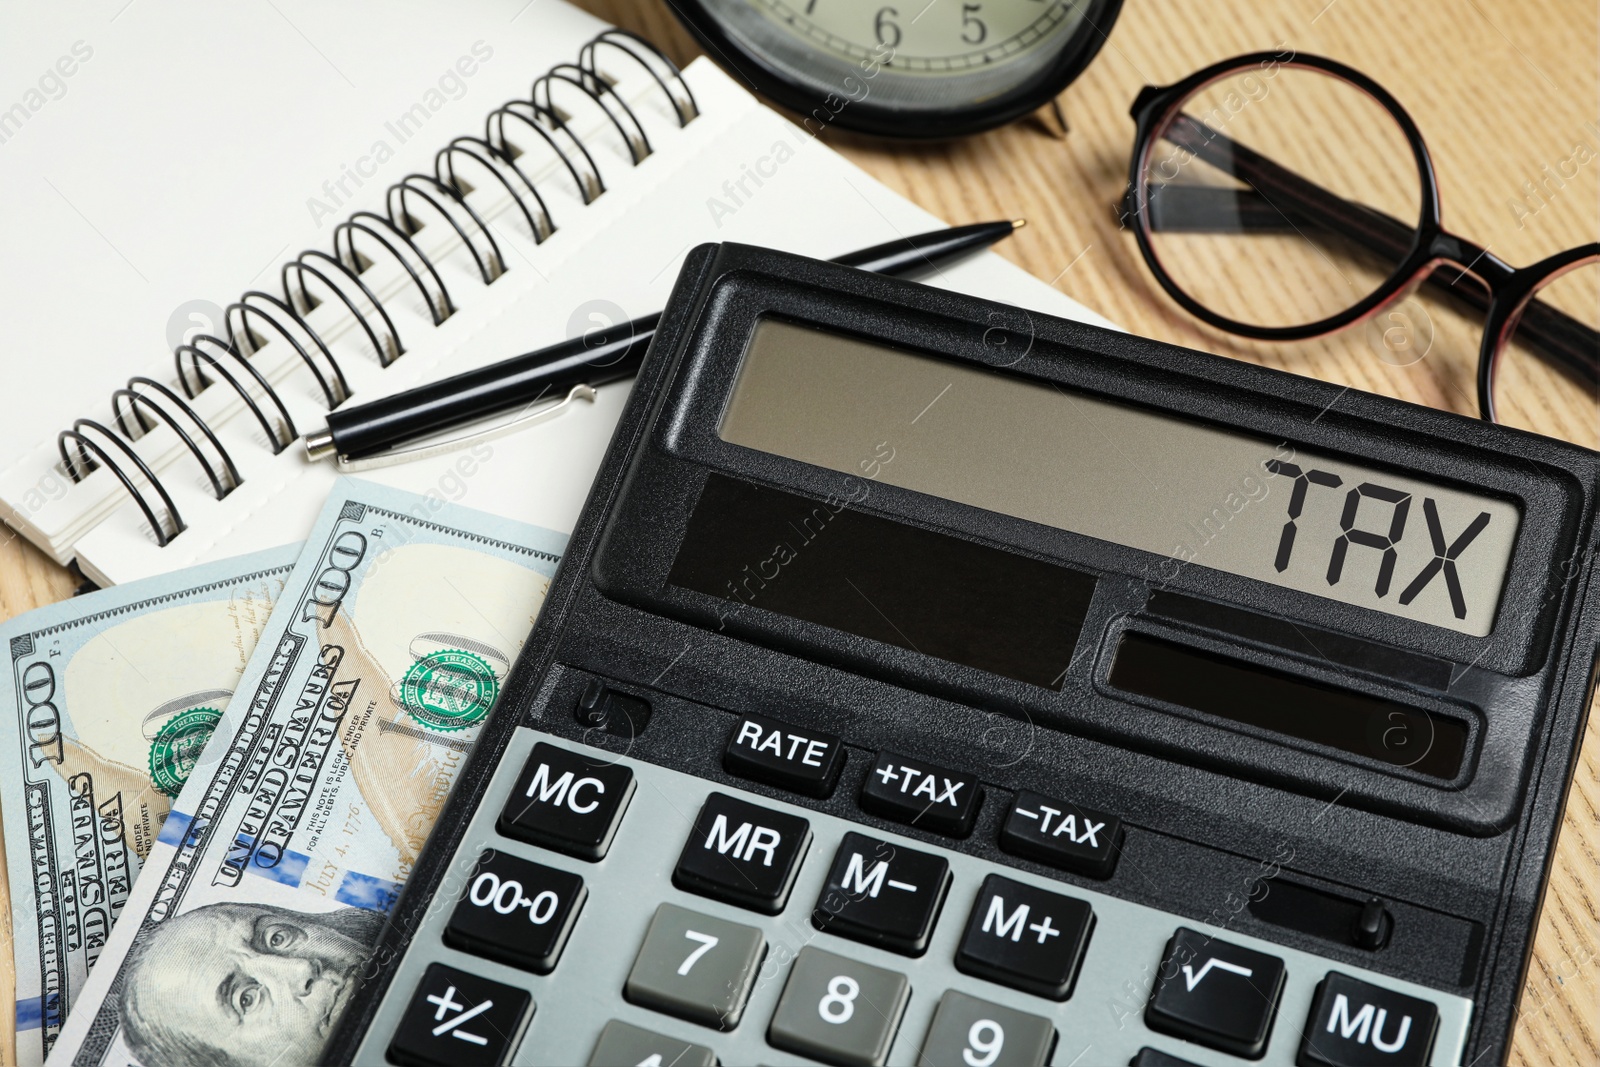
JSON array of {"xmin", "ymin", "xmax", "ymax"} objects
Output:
[
  {"xmin": 588, "ymin": 1019, "xmax": 717, "ymax": 1067},
  {"xmin": 767, "ymin": 946, "xmax": 910, "ymax": 1067},
  {"xmin": 624, "ymin": 903, "xmax": 765, "ymax": 1030},
  {"xmin": 917, "ymin": 991, "xmax": 1055, "ymax": 1067}
]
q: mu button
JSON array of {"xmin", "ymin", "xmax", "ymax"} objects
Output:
[
  {"xmin": 1146, "ymin": 927, "xmax": 1286, "ymax": 1059},
  {"xmin": 1298, "ymin": 972, "xmax": 1439, "ymax": 1067},
  {"xmin": 955, "ymin": 874, "xmax": 1095, "ymax": 1000},
  {"xmin": 1000, "ymin": 789, "xmax": 1122, "ymax": 879},
  {"xmin": 860, "ymin": 751, "xmax": 982, "ymax": 837},
  {"xmin": 499, "ymin": 743, "xmax": 635, "ymax": 860},
  {"xmin": 812, "ymin": 831, "xmax": 950, "ymax": 955},
  {"xmin": 673, "ymin": 792, "xmax": 811, "ymax": 913}
]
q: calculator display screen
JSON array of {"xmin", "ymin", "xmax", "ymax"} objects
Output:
[{"xmin": 719, "ymin": 319, "xmax": 1520, "ymax": 637}]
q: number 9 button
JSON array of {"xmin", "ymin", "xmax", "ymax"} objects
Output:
[
  {"xmin": 919, "ymin": 990, "xmax": 1056, "ymax": 1067},
  {"xmin": 444, "ymin": 850, "xmax": 586, "ymax": 974}
]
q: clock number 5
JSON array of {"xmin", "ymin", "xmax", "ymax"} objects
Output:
[
  {"xmin": 962, "ymin": 4, "xmax": 987, "ymax": 45},
  {"xmin": 875, "ymin": 7, "xmax": 902, "ymax": 48}
]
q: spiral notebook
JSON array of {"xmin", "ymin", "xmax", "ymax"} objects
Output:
[{"xmin": 0, "ymin": 0, "xmax": 1113, "ymax": 588}]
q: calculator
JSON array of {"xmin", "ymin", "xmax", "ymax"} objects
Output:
[{"xmin": 326, "ymin": 243, "xmax": 1599, "ymax": 1066}]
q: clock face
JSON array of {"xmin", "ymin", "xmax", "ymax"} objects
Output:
[
  {"xmin": 673, "ymin": 0, "xmax": 1120, "ymax": 138},
  {"xmin": 752, "ymin": 1, "xmax": 1086, "ymax": 74}
]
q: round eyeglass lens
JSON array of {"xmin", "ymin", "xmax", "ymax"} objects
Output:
[
  {"xmin": 1138, "ymin": 63, "xmax": 1425, "ymax": 330},
  {"xmin": 1493, "ymin": 260, "xmax": 1599, "ymax": 448}
]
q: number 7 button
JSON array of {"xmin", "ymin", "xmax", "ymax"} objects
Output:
[{"xmin": 623, "ymin": 903, "xmax": 766, "ymax": 1030}]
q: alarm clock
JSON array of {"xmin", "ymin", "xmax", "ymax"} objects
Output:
[{"xmin": 665, "ymin": 0, "xmax": 1124, "ymax": 138}]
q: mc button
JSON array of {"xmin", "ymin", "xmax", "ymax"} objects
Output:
[{"xmin": 499, "ymin": 743, "xmax": 635, "ymax": 860}]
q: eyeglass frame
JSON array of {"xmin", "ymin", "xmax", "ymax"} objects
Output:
[{"xmin": 1122, "ymin": 50, "xmax": 1599, "ymax": 424}]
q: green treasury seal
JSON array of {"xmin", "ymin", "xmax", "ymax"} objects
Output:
[
  {"xmin": 400, "ymin": 648, "xmax": 498, "ymax": 732},
  {"xmin": 148, "ymin": 705, "xmax": 224, "ymax": 797}
]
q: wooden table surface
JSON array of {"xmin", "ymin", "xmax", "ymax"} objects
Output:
[{"xmin": 1, "ymin": 0, "xmax": 1594, "ymax": 1063}]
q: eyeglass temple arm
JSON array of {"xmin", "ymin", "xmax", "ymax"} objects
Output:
[{"xmin": 1146, "ymin": 115, "xmax": 1597, "ymax": 386}]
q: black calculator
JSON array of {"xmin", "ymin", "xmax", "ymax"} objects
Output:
[{"xmin": 327, "ymin": 243, "xmax": 1598, "ymax": 1066}]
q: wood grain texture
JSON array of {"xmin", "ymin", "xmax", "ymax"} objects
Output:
[{"xmin": 0, "ymin": 1, "xmax": 1593, "ymax": 1063}]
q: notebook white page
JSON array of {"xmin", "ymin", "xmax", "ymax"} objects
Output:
[
  {"xmin": 72, "ymin": 56, "xmax": 1116, "ymax": 587},
  {"xmin": 0, "ymin": 0, "xmax": 607, "ymax": 561}
]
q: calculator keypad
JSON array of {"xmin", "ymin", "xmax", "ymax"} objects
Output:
[
  {"xmin": 623, "ymin": 902, "xmax": 766, "ymax": 1030},
  {"xmin": 355, "ymin": 720, "xmax": 1473, "ymax": 1067}
]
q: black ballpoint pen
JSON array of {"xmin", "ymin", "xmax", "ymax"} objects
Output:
[{"xmin": 302, "ymin": 220, "xmax": 1025, "ymax": 467}]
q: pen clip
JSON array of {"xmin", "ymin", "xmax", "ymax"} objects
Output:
[{"xmin": 334, "ymin": 383, "xmax": 599, "ymax": 472}]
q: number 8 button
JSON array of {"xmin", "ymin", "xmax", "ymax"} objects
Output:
[{"xmin": 768, "ymin": 946, "xmax": 910, "ymax": 1067}]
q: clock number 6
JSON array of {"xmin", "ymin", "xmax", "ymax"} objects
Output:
[
  {"xmin": 875, "ymin": 7, "xmax": 902, "ymax": 48},
  {"xmin": 677, "ymin": 930, "xmax": 718, "ymax": 975},
  {"xmin": 962, "ymin": 4, "xmax": 987, "ymax": 45}
]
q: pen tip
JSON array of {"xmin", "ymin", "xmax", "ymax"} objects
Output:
[{"xmin": 1011, "ymin": 218, "xmax": 1027, "ymax": 230}]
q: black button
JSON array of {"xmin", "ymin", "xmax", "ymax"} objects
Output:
[
  {"xmin": 387, "ymin": 962, "xmax": 531, "ymax": 1067},
  {"xmin": 1129, "ymin": 1048, "xmax": 1203, "ymax": 1067},
  {"xmin": 811, "ymin": 831, "xmax": 950, "ymax": 955},
  {"xmin": 1145, "ymin": 927, "xmax": 1286, "ymax": 1059},
  {"xmin": 954, "ymin": 874, "xmax": 1094, "ymax": 1000},
  {"xmin": 723, "ymin": 712, "xmax": 845, "ymax": 797},
  {"xmin": 673, "ymin": 792, "xmax": 811, "ymax": 914},
  {"xmin": 498, "ymin": 743, "xmax": 635, "ymax": 860},
  {"xmin": 999, "ymin": 789, "xmax": 1122, "ymax": 879},
  {"xmin": 444, "ymin": 850, "xmax": 586, "ymax": 974},
  {"xmin": 859, "ymin": 752, "xmax": 982, "ymax": 836},
  {"xmin": 1298, "ymin": 972, "xmax": 1439, "ymax": 1066}
]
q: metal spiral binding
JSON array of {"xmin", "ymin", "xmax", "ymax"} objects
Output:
[{"xmin": 58, "ymin": 30, "xmax": 695, "ymax": 548}]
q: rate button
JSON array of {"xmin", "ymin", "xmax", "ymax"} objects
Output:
[{"xmin": 723, "ymin": 712, "xmax": 844, "ymax": 797}]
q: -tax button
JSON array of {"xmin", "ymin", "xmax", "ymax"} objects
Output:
[
  {"xmin": 498, "ymin": 743, "xmax": 635, "ymax": 860},
  {"xmin": 1298, "ymin": 972, "xmax": 1439, "ymax": 1066},
  {"xmin": 723, "ymin": 712, "xmax": 844, "ymax": 797},
  {"xmin": 1000, "ymin": 789, "xmax": 1122, "ymax": 879}
]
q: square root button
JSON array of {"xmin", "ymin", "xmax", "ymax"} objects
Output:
[
  {"xmin": 1298, "ymin": 972, "xmax": 1439, "ymax": 1066},
  {"xmin": 1145, "ymin": 927, "xmax": 1286, "ymax": 1059}
]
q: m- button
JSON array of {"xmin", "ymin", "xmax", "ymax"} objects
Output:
[
  {"xmin": 723, "ymin": 712, "xmax": 844, "ymax": 797},
  {"xmin": 860, "ymin": 751, "xmax": 982, "ymax": 836},
  {"xmin": 955, "ymin": 874, "xmax": 1095, "ymax": 1000},
  {"xmin": 812, "ymin": 831, "xmax": 950, "ymax": 955},
  {"xmin": 1000, "ymin": 789, "xmax": 1122, "ymax": 879},
  {"xmin": 498, "ymin": 743, "xmax": 635, "ymax": 860},
  {"xmin": 673, "ymin": 792, "xmax": 811, "ymax": 913}
]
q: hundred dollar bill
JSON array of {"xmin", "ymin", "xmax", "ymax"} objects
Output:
[
  {"xmin": 0, "ymin": 547, "xmax": 297, "ymax": 1067},
  {"xmin": 48, "ymin": 478, "xmax": 567, "ymax": 1067}
]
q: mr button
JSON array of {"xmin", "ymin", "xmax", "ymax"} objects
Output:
[
  {"xmin": 1000, "ymin": 790, "xmax": 1122, "ymax": 879},
  {"xmin": 1146, "ymin": 928, "xmax": 1286, "ymax": 1059},
  {"xmin": 499, "ymin": 743, "xmax": 635, "ymax": 860},
  {"xmin": 955, "ymin": 874, "xmax": 1095, "ymax": 1000},
  {"xmin": 724, "ymin": 712, "xmax": 844, "ymax": 797},
  {"xmin": 860, "ymin": 752, "xmax": 981, "ymax": 836},
  {"xmin": 673, "ymin": 792, "xmax": 811, "ymax": 913},
  {"xmin": 1298, "ymin": 972, "xmax": 1439, "ymax": 1067}
]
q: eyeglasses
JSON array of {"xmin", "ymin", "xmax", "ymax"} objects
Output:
[{"xmin": 1122, "ymin": 51, "xmax": 1598, "ymax": 441}]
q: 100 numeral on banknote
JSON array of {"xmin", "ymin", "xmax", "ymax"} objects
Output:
[{"xmin": 49, "ymin": 480, "xmax": 567, "ymax": 1067}]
